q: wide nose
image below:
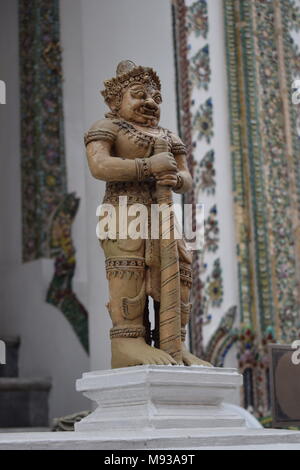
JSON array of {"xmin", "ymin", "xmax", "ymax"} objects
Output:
[{"xmin": 144, "ymin": 98, "xmax": 158, "ymax": 110}]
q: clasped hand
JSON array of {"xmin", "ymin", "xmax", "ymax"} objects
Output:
[{"xmin": 150, "ymin": 152, "xmax": 178, "ymax": 187}]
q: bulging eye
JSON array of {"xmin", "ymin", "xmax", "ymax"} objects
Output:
[
  {"xmin": 154, "ymin": 95, "xmax": 162, "ymax": 104},
  {"xmin": 131, "ymin": 90, "xmax": 146, "ymax": 100}
]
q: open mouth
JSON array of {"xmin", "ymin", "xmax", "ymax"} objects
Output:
[{"xmin": 140, "ymin": 106, "xmax": 158, "ymax": 117}]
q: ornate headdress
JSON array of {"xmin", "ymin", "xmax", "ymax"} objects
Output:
[{"xmin": 101, "ymin": 60, "xmax": 161, "ymax": 110}]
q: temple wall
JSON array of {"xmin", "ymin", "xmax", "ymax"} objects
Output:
[{"xmin": 0, "ymin": 0, "xmax": 240, "ymax": 421}]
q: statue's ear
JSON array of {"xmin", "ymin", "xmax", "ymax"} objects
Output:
[
  {"xmin": 109, "ymin": 101, "xmax": 118, "ymax": 113},
  {"xmin": 106, "ymin": 95, "xmax": 121, "ymax": 114}
]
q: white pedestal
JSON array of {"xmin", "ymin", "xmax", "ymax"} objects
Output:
[
  {"xmin": 0, "ymin": 365, "xmax": 300, "ymax": 449},
  {"xmin": 75, "ymin": 366, "xmax": 244, "ymax": 432}
]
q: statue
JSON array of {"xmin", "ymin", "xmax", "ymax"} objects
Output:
[{"xmin": 85, "ymin": 61, "xmax": 211, "ymax": 369}]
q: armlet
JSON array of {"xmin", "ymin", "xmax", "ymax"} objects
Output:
[{"xmin": 84, "ymin": 128, "xmax": 117, "ymax": 146}]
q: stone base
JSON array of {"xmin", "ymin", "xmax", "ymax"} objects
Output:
[
  {"xmin": 0, "ymin": 366, "xmax": 299, "ymax": 450},
  {"xmin": 75, "ymin": 366, "xmax": 244, "ymax": 432}
]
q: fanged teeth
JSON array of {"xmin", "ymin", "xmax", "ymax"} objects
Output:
[{"xmin": 142, "ymin": 108, "xmax": 156, "ymax": 116}]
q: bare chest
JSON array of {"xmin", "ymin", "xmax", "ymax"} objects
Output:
[{"xmin": 112, "ymin": 121, "xmax": 171, "ymax": 160}]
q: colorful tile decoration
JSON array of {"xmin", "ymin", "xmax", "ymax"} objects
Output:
[
  {"xmin": 174, "ymin": 0, "xmax": 300, "ymax": 420},
  {"xmin": 206, "ymin": 259, "xmax": 223, "ymax": 308},
  {"xmin": 224, "ymin": 0, "xmax": 300, "ymax": 419},
  {"xmin": 19, "ymin": 0, "xmax": 89, "ymax": 352},
  {"xmin": 172, "ymin": 0, "xmax": 224, "ymax": 357},
  {"xmin": 187, "ymin": 0, "xmax": 208, "ymax": 38},
  {"xmin": 189, "ymin": 45, "xmax": 211, "ymax": 90},
  {"xmin": 194, "ymin": 150, "xmax": 216, "ymax": 197},
  {"xmin": 204, "ymin": 205, "xmax": 219, "ymax": 253},
  {"xmin": 192, "ymin": 98, "xmax": 214, "ymax": 143},
  {"xmin": 19, "ymin": 0, "xmax": 66, "ymax": 261}
]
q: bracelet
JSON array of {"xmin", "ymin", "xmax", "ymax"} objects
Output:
[
  {"xmin": 174, "ymin": 174, "xmax": 184, "ymax": 191},
  {"xmin": 135, "ymin": 158, "xmax": 152, "ymax": 181},
  {"xmin": 135, "ymin": 159, "xmax": 143, "ymax": 181},
  {"xmin": 110, "ymin": 326, "xmax": 146, "ymax": 339},
  {"xmin": 142, "ymin": 158, "xmax": 151, "ymax": 179}
]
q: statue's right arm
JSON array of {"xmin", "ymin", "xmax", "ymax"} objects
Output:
[
  {"xmin": 85, "ymin": 119, "xmax": 138, "ymax": 182},
  {"xmin": 86, "ymin": 139, "xmax": 137, "ymax": 182}
]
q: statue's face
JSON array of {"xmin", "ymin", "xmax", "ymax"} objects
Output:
[{"xmin": 117, "ymin": 83, "xmax": 162, "ymax": 127}]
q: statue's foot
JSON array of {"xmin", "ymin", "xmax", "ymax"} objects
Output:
[
  {"xmin": 182, "ymin": 346, "xmax": 213, "ymax": 367},
  {"xmin": 111, "ymin": 337, "xmax": 177, "ymax": 368}
]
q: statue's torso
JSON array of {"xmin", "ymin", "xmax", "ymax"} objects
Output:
[{"xmin": 85, "ymin": 118, "xmax": 186, "ymax": 205}]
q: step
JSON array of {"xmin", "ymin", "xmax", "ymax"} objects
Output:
[
  {"xmin": 0, "ymin": 336, "xmax": 20, "ymax": 378},
  {"xmin": 0, "ymin": 378, "xmax": 51, "ymax": 428},
  {"xmin": 0, "ymin": 427, "xmax": 299, "ymax": 450}
]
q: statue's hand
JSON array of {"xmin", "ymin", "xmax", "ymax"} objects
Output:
[
  {"xmin": 156, "ymin": 171, "xmax": 178, "ymax": 187},
  {"xmin": 150, "ymin": 152, "xmax": 177, "ymax": 176}
]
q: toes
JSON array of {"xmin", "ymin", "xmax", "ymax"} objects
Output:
[
  {"xmin": 202, "ymin": 361, "xmax": 213, "ymax": 368},
  {"xmin": 182, "ymin": 353, "xmax": 213, "ymax": 367},
  {"xmin": 183, "ymin": 356, "xmax": 192, "ymax": 366},
  {"xmin": 158, "ymin": 355, "xmax": 172, "ymax": 365},
  {"xmin": 142, "ymin": 359, "xmax": 153, "ymax": 365},
  {"xmin": 161, "ymin": 352, "xmax": 177, "ymax": 365},
  {"xmin": 151, "ymin": 357, "xmax": 162, "ymax": 365}
]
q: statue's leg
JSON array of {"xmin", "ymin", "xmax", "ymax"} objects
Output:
[
  {"xmin": 178, "ymin": 240, "xmax": 212, "ymax": 367},
  {"xmin": 101, "ymin": 239, "xmax": 177, "ymax": 368}
]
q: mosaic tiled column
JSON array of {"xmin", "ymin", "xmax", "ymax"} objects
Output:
[{"xmin": 224, "ymin": 0, "xmax": 300, "ymax": 418}]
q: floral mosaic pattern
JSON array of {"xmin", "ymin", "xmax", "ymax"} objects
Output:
[
  {"xmin": 192, "ymin": 98, "xmax": 214, "ymax": 143},
  {"xmin": 189, "ymin": 45, "xmax": 211, "ymax": 90},
  {"xmin": 205, "ymin": 259, "xmax": 223, "ymax": 308},
  {"xmin": 186, "ymin": 0, "xmax": 208, "ymax": 38},
  {"xmin": 204, "ymin": 205, "xmax": 219, "ymax": 253},
  {"xmin": 287, "ymin": 0, "xmax": 300, "ymax": 31},
  {"xmin": 224, "ymin": 0, "xmax": 300, "ymax": 418},
  {"xmin": 194, "ymin": 150, "xmax": 216, "ymax": 197}
]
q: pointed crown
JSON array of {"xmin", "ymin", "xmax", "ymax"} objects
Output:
[{"xmin": 101, "ymin": 60, "xmax": 161, "ymax": 107}]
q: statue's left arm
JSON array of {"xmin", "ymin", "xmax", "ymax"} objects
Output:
[{"xmin": 155, "ymin": 133, "xmax": 192, "ymax": 194}]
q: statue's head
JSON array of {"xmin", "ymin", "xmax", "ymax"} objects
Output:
[{"xmin": 101, "ymin": 60, "xmax": 162, "ymax": 127}]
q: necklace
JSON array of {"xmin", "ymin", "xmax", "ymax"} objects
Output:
[{"xmin": 131, "ymin": 123, "xmax": 163, "ymax": 137}]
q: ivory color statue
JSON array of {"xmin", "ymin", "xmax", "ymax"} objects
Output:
[{"xmin": 85, "ymin": 61, "xmax": 211, "ymax": 368}]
